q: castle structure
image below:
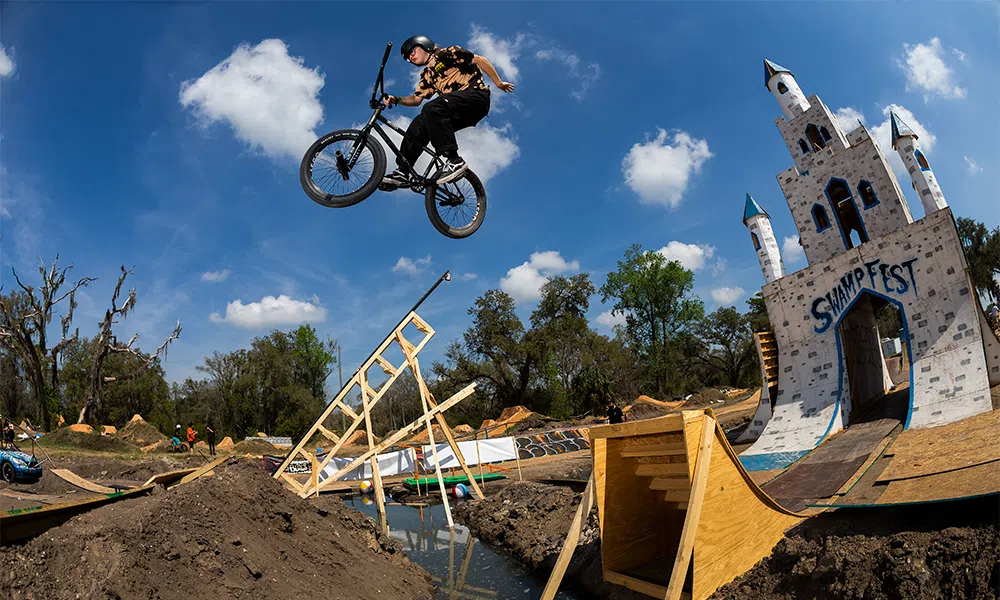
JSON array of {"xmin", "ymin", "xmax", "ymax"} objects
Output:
[{"xmin": 739, "ymin": 60, "xmax": 1000, "ymax": 471}]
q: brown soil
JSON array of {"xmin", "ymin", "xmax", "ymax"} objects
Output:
[
  {"xmin": 116, "ymin": 419, "xmax": 168, "ymax": 447},
  {"xmin": 711, "ymin": 497, "xmax": 1000, "ymax": 599},
  {"xmin": 0, "ymin": 458, "xmax": 435, "ymax": 600},
  {"xmin": 39, "ymin": 428, "xmax": 137, "ymax": 453},
  {"xmin": 454, "ymin": 481, "xmax": 647, "ymax": 600},
  {"xmin": 231, "ymin": 438, "xmax": 279, "ymax": 455}
]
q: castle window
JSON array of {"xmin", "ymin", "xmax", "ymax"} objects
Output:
[
  {"xmin": 777, "ymin": 82, "xmax": 789, "ymax": 94},
  {"xmin": 806, "ymin": 124, "xmax": 826, "ymax": 150},
  {"xmin": 914, "ymin": 149, "xmax": 930, "ymax": 171},
  {"xmin": 820, "ymin": 126, "xmax": 832, "ymax": 141},
  {"xmin": 798, "ymin": 139, "xmax": 809, "ymax": 154},
  {"xmin": 826, "ymin": 178, "xmax": 869, "ymax": 249},
  {"xmin": 858, "ymin": 180, "xmax": 878, "ymax": 209},
  {"xmin": 812, "ymin": 204, "xmax": 831, "ymax": 232},
  {"xmin": 751, "ymin": 232, "xmax": 761, "ymax": 250}
]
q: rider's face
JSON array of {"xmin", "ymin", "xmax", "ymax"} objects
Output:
[{"xmin": 409, "ymin": 47, "xmax": 430, "ymax": 65}]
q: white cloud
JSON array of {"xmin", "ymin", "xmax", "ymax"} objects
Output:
[
  {"xmin": 622, "ymin": 128, "xmax": 712, "ymax": 209},
  {"xmin": 210, "ymin": 294, "xmax": 326, "ymax": 328},
  {"xmin": 392, "ymin": 255, "xmax": 431, "ymax": 275},
  {"xmin": 595, "ymin": 309, "xmax": 628, "ymax": 330},
  {"xmin": 201, "ymin": 269, "xmax": 231, "ymax": 283},
  {"xmin": 964, "ymin": 156, "xmax": 982, "ymax": 175},
  {"xmin": 711, "ymin": 287, "xmax": 746, "ymax": 306},
  {"xmin": 500, "ymin": 250, "xmax": 579, "ymax": 304},
  {"xmin": 459, "ymin": 273, "xmax": 478, "ymax": 281},
  {"xmin": 467, "ymin": 24, "xmax": 526, "ymax": 82},
  {"xmin": 657, "ymin": 241, "xmax": 715, "ymax": 271},
  {"xmin": 782, "ymin": 235, "xmax": 805, "ymax": 264},
  {"xmin": 833, "ymin": 106, "xmax": 866, "ymax": 135},
  {"xmin": 0, "ymin": 46, "xmax": 14, "ymax": 78},
  {"xmin": 534, "ymin": 47, "xmax": 601, "ymax": 101},
  {"xmin": 898, "ymin": 37, "xmax": 966, "ymax": 101},
  {"xmin": 953, "ymin": 49, "xmax": 967, "ymax": 62},
  {"xmin": 179, "ymin": 39, "xmax": 325, "ymax": 161},
  {"xmin": 367, "ymin": 115, "xmax": 519, "ymax": 183}
]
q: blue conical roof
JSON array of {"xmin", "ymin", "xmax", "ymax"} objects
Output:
[
  {"xmin": 743, "ymin": 193, "xmax": 769, "ymax": 224},
  {"xmin": 763, "ymin": 59, "xmax": 792, "ymax": 88},
  {"xmin": 890, "ymin": 111, "xmax": 918, "ymax": 145}
]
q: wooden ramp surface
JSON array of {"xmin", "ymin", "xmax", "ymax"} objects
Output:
[
  {"xmin": 760, "ymin": 418, "xmax": 900, "ymax": 511},
  {"xmin": 51, "ymin": 469, "xmax": 118, "ymax": 494}
]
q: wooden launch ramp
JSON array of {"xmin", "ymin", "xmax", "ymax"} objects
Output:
[{"xmin": 542, "ymin": 398, "xmax": 1000, "ymax": 600}]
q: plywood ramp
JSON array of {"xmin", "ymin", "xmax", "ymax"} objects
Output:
[{"xmin": 584, "ymin": 409, "xmax": 807, "ymax": 600}]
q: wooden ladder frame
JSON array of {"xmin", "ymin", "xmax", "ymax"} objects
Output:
[{"xmin": 272, "ymin": 308, "xmax": 483, "ymax": 530}]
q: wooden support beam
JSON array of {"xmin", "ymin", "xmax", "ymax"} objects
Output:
[
  {"xmin": 540, "ymin": 473, "xmax": 595, "ymax": 600},
  {"xmin": 375, "ymin": 354, "xmax": 397, "ymax": 376},
  {"xmin": 650, "ymin": 477, "xmax": 691, "ymax": 491},
  {"xmin": 635, "ymin": 463, "xmax": 689, "ymax": 477},
  {"xmin": 620, "ymin": 442, "xmax": 687, "ymax": 458},
  {"xmin": 664, "ymin": 415, "xmax": 716, "ymax": 600},
  {"xmin": 360, "ymin": 370, "xmax": 388, "ymax": 535},
  {"xmin": 317, "ymin": 424, "xmax": 340, "ymax": 444}
]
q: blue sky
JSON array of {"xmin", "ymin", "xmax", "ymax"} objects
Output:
[{"xmin": 1, "ymin": 2, "xmax": 997, "ymax": 393}]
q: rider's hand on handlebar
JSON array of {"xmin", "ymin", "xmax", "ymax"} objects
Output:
[{"xmin": 382, "ymin": 94, "xmax": 396, "ymax": 109}]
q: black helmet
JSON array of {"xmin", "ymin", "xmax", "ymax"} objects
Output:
[{"xmin": 401, "ymin": 35, "xmax": 435, "ymax": 62}]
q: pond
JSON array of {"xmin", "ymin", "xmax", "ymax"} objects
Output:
[{"xmin": 345, "ymin": 494, "xmax": 583, "ymax": 600}]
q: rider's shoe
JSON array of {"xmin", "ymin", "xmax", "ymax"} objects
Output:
[
  {"xmin": 435, "ymin": 158, "xmax": 468, "ymax": 185},
  {"xmin": 381, "ymin": 169, "xmax": 410, "ymax": 190}
]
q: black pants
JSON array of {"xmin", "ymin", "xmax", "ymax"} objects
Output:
[
  {"xmin": 208, "ymin": 438, "xmax": 216, "ymax": 455},
  {"xmin": 399, "ymin": 87, "xmax": 490, "ymax": 169}
]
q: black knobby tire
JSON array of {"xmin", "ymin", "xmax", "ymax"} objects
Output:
[
  {"xmin": 1, "ymin": 461, "xmax": 13, "ymax": 483},
  {"xmin": 300, "ymin": 129, "xmax": 386, "ymax": 208},
  {"xmin": 424, "ymin": 168, "xmax": 488, "ymax": 239}
]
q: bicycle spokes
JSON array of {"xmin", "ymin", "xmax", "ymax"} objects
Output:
[
  {"xmin": 311, "ymin": 138, "xmax": 376, "ymax": 198},
  {"xmin": 433, "ymin": 178, "xmax": 479, "ymax": 228}
]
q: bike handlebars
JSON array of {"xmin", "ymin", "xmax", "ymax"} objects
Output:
[{"xmin": 370, "ymin": 42, "xmax": 394, "ymax": 110}]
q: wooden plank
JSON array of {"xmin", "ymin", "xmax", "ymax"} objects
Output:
[
  {"xmin": 589, "ymin": 414, "xmax": 685, "ymax": 440},
  {"xmin": 310, "ymin": 383, "xmax": 476, "ymax": 493},
  {"xmin": 621, "ymin": 442, "xmax": 687, "ymax": 457},
  {"xmin": 833, "ymin": 436, "xmax": 894, "ymax": 496},
  {"xmin": 317, "ymin": 424, "xmax": 340, "ymax": 444},
  {"xmin": 360, "ymin": 370, "xmax": 388, "ymax": 534},
  {"xmin": 540, "ymin": 473, "xmax": 595, "ymax": 600},
  {"xmin": 174, "ymin": 455, "xmax": 230, "ymax": 488},
  {"xmin": 664, "ymin": 491, "xmax": 689, "ymax": 503},
  {"xmin": 665, "ymin": 414, "xmax": 716, "ymax": 600},
  {"xmin": 650, "ymin": 477, "xmax": 691, "ymax": 491},
  {"xmin": 689, "ymin": 410, "xmax": 805, "ymax": 600},
  {"xmin": 144, "ymin": 467, "xmax": 197, "ymax": 487},
  {"xmin": 636, "ymin": 463, "xmax": 689, "ymax": 477},
  {"xmin": 603, "ymin": 570, "xmax": 689, "ymax": 599},
  {"xmin": 51, "ymin": 469, "xmax": 117, "ymax": 494},
  {"xmin": 374, "ymin": 354, "xmax": 397, "ymax": 376},
  {"xmin": 876, "ymin": 408, "xmax": 1000, "ymax": 482},
  {"xmin": 876, "ymin": 458, "xmax": 1000, "ymax": 504}
]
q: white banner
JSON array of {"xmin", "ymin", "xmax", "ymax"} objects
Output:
[
  {"xmin": 421, "ymin": 437, "xmax": 518, "ymax": 470},
  {"xmin": 318, "ymin": 447, "xmax": 417, "ymax": 483}
]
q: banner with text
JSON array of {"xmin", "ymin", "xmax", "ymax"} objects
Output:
[{"xmin": 421, "ymin": 437, "xmax": 519, "ymax": 470}]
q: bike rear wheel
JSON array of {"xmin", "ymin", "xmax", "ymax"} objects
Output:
[
  {"xmin": 300, "ymin": 129, "xmax": 386, "ymax": 208},
  {"xmin": 424, "ymin": 168, "xmax": 487, "ymax": 239}
]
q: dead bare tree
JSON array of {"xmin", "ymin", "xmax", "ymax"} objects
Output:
[
  {"xmin": 78, "ymin": 265, "xmax": 182, "ymax": 424},
  {"xmin": 0, "ymin": 256, "xmax": 96, "ymax": 430}
]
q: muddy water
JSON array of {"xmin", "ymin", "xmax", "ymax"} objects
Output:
[{"xmin": 345, "ymin": 495, "xmax": 582, "ymax": 600}]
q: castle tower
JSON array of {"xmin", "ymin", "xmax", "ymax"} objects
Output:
[
  {"xmin": 891, "ymin": 111, "xmax": 948, "ymax": 216},
  {"xmin": 743, "ymin": 193, "xmax": 785, "ymax": 284},
  {"xmin": 765, "ymin": 59, "xmax": 811, "ymax": 120}
]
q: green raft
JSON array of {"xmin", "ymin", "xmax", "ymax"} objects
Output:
[{"xmin": 402, "ymin": 472, "xmax": 507, "ymax": 490}]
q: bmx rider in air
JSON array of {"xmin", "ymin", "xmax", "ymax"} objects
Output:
[{"xmin": 381, "ymin": 35, "xmax": 515, "ymax": 189}]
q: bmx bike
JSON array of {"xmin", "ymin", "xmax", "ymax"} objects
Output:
[{"xmin": 299, "ymin": 42, "xmax": 488, "ymax": 239}]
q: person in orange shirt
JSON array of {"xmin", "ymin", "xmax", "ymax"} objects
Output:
[{"xmin": 186, "ymin": 424, "xmax": 196, "ymax": 453}]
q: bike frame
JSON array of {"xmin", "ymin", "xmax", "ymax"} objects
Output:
[{"xmin": 343, "ymin": 42, "xmax": 454, "ymax": 196}]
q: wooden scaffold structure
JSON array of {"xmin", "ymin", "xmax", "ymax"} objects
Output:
[{"xmin": 272, "ymin": 270, "xmax": 484, "ymax": 531}]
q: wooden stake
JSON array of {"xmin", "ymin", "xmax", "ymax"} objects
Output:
[
  {"xmin": 664, "ymin": 414, "xmax": 716, "ymax": 600},
  {"xmin": 424, "ymin": 400, "xmax": 453, "ymax": 528},
  {"xmin": 540, "ymin": 472, "xmax": 595, "ymax": 600},
  {"xmin": 360, "ymin": 370, "xmax": 388, "ymax": 535}
]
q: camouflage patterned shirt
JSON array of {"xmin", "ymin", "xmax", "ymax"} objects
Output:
[{"xmin": 413, "ymin": 45, "xmax": 489, "ymax": 99}]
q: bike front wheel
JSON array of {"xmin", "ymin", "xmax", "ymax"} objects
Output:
[
  {"xmin": 424, "ymin": 168, "xmax": 488, "ymax": 239},
  {"xmin": 300, "ymin": 129, "xmax": 386, "ymax": 208}
]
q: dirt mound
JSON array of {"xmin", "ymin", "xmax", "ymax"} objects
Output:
[
  {"xmin": 40, "ymin": 428, "xmax": 136, "ymax": 453},
  {"xmin": 218, "ymin": 436, "xmax": 235, "ymax": 450},
  {"xmin": 116, "ymin": 418, "xmax": 168, "ymax": 447},
  {"xmin": 67, "ymin": 423, "xmax": 93, "ymax": 433},
  {"xmin": 454, "ymin": 481, "xmax": 646, "ymax": 600},
  {"xmin": 0, "ymin": 458, "xmax": 434, "ymax": 600},
  {"xmin": 232, "ymin": 438, "xmax": 278, "ymax": 455},
  {"xmin": 713, "ymin": 526, "xmax": 998, "ymax": 599}
]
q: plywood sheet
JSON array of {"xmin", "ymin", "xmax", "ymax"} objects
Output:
[
  {"xmin": 876, "ymin": 458, "xmax": 1000, "ymax": 504},
  {"xmin": 51, "ymin": 469, "xmax": 117, "ymax": 494},
  {"xmin": 877, "ymin": 408, "xmax": 1000, "ymax": 482}
]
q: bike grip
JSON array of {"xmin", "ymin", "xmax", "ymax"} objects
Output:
[{"xmin": 382, "ymin": 42, "xmax": 392, "ymax": 63}]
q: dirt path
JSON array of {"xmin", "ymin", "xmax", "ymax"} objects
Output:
[{"xmin": 0, "ymin": 458, "xmax": 435, "ymax": 600}]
